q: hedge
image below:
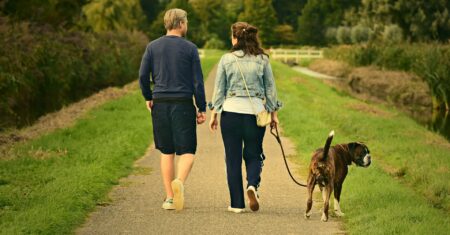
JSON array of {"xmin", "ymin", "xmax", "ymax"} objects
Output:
[{"xmin": 0, "ymin": 17, "xmax": 148, "ymax": 128}]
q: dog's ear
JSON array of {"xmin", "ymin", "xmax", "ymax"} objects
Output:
[{"xmin": 348, "ymin": 142, "xmax": 358, "ymax": 154}]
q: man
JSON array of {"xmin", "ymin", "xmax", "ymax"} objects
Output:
[{"xmin": 139, "ymin": 8, "xmax": 206, "ymax": 211}]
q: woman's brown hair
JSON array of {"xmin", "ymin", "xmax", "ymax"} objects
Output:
[{"xmin": 230, "ymin": 22, "xmax": 269, "ymax": 58}]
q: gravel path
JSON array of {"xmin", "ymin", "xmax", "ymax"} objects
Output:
[{"xmin": 76, "ymin": 65, "xmax": 343, "ymax": 235}]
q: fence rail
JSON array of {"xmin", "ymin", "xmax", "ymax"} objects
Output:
[{"xmin": 269, "ymin": 48, "xmax": 323, "ymax": 63}]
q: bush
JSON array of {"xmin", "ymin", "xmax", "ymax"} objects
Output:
[
  {"xmin": 383, "ymin": 24, "xmax": 403, "ymax": 44},
  {"xmin": 336, "ymin": 26, "xmax": 352, "ymax": 44},
  {"xmin": 0, "ymin": 17, "xmax": 148, "ymax": 128},
  {"xmin": 325, "ymin": 27, "xmax": 337, "ymax": 44},
  {"xmin": 203, "ymin": 35, "xmax": 226, "ymax": 49},
  {"xmin": 351, "ymin": 25, "xmax": 371, "ymax": 44}
]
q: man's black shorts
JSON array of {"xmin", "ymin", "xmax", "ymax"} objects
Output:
[{"xmin": 151, "ymin": 98, "xmax": 197, "ymax": 155}]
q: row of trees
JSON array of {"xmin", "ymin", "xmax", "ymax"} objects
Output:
[
  {"xmin": 3, "ymin": 0, "xmax": 449, "ymax": 46},
  {"xmin": 299, "ymin": 0, "xmax": 450, "ymax": 45}
]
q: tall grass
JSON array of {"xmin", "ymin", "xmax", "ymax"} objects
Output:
[
  {"xmin": 273, "ymin": 61, "xmax": 450, "ymax": 233},
  {"xmin": 325, "ymin": 43, "xmax": 450, "ymax": 110},
  {"xmin": 0, "ymin": 17, "xmax": 148, "ymax": 129}
]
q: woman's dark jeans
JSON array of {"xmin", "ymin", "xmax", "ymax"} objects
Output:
[{"xmin": 220, "ymin": 111, "xmax": 266, "ymax": 209}]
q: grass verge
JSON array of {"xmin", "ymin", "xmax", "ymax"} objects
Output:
[
  {"xmin": 0, "ymin": 90, "xmax": 152, "ymax": 234},
  {"xmin": 273, "ymin": 61, "xmax": 450, "ymax": 234}
]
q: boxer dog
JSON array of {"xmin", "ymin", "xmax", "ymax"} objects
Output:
[{"xmin": 304, "ymin": 131, "xmax": 371, "ymax": 222}]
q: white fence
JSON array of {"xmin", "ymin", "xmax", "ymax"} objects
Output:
[{"xmin": 269, "ymin": 48, "xmax": 323, "ymax": 63}]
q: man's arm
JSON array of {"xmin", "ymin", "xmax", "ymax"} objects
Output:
[
  {"xmin": 139, "ymin": 44, "xmax": 153, "ymax": 103},
  {"xmin": 192, "ymin": 47, "xmax": 206, "ymax": 112}
]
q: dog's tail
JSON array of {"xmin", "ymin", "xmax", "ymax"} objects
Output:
[{"xmin": 321, "ymin": 130, "xmax": 335, "ymax": 161}]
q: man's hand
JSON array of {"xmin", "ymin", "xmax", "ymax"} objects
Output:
[
  {"xmin": 146, "ymin": 100, "xmax": 153, "ymax": 112},
  {"xmin": 197, "ymin": 112, "xmax": 206, "ymax": 124}
]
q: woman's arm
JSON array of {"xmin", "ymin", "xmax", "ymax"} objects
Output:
[{"xmin": 262, "ymin": 58, "xmax": 282, "ymax": 113}]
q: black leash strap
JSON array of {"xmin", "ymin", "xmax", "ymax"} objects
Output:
[{"xmin": 270, "ymin": 125, "xmax": 307, "ymax": 187}]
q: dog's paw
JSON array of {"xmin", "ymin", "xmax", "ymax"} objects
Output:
[
  {"xmin": 334, "ymin": 210, "xmax": 345, "ymax": 217},
  {"xmin": 304, "ymin": 211, "xmax": 312, "ymax": 219},
  {"xmin": 321, "ymin": 213, "xmax": 328, "ymax": 222}
]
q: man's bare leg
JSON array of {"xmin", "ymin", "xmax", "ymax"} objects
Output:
[
  {"xmin": 161, "ymin": 153, "xmax": 175, "ymax": 199},
  {"xmin": 176, "ymin": 153, "xmax": 195, "ymax": 183},
  {"xmin": 171, "ymin": 153, "xmax": 194, "ymax": 210}
]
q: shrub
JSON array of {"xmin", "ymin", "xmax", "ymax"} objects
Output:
[
  {"xmin": 325, "ymin": 27, "xmax": 337, "ymax": 44},
  {"xmin": 0, "ymin": 17, "xmax": 148, "ymax": 128},
  {"xmin": 336, "ymin": 26, "xmax": 352, "ymax": 44},
  {"xmin": 383, "ymin": 24, "xmax": 403, "ymax": 44},
  {"xmin": 203, "ymin": 35, "xmax": 226, "ymax": 49},
  {"xmin": 351, "ymin": 25, "xmax": 371, "ymax": 44}
]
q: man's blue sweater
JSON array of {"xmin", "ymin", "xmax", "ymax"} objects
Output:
[{"xmin": 139, "ymin": 35, "xmax": 206, "ymax": 112}]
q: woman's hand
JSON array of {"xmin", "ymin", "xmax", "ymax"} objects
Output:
[
  {"xmin": 270, "ymin": 111, "xmax": 279, "ymax": 128},
  {"xmin": 209, "ymin": 112, "xmax": 218, "ymax": 131}
]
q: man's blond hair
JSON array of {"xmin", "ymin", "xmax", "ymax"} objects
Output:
[{"xmin": 164, "ymin": 8, "xmax": 187, "ymax": 31}]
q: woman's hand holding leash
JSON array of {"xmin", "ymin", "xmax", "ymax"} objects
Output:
[{"xmin": 271, "ymin": 111, "xmax": 279, "ymax": 128}]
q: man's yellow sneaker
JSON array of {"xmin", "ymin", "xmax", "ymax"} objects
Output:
[{"xmin": 171, "ymin": 179, "xmax": 184, "ymax": 211}]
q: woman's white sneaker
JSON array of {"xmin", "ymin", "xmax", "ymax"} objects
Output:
[
  {"xmin": 161, "ymin": 198, "xmax": 175, "ymax": 210},
  {"xmin": 247, "ymin": 186, "xmax": 260, "ymax": 211},
  {"xmin": 227, "ymin": 206, "xmax": 245, "ymax": 213}
]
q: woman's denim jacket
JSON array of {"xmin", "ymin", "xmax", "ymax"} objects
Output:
[{"xmin": 208, "ymin": 50, "xmax": 282, "ymax": 113}]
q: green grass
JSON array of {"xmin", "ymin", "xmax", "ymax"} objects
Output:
[
  {"xmin": 0, "ymin": 90, "xmax": 152, "ymax": 234},
  {"xmin": 0, "ymin": 53, "xmax": 220, "ymax": 234},
  {"xmin": 273, "ymin": 61, "xmax": 450, "ymax": 234},
  {"xmin": 201, "ymin": 49, "xmax": 226, "ymax": 78}
]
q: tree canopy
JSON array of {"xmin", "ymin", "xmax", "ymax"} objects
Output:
[{"xmin": 2, "ymin": 0, "xmax": 449, "ymax": 46}]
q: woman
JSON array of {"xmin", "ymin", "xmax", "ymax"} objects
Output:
[{"xmin": 208, "ymin": 22, "xmax": 282, "ymax": 213}]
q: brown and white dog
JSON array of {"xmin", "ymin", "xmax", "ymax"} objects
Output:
[{"xmin": 304, "ymin": 131, "xmax": 371, "ymax": 222}]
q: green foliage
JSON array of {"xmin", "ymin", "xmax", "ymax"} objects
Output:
[
  {"xmin": 325, "ymin": 27, "xmax": 338, "ymax": 44},
  {"xmin": 2, "ymin": 0, "xmax": 87, "ymax": 28},
  {"xmin": 351, "ymin": 24, "xmax": 371, "ymax": 44},
  {"xmin": 0, "ymin": 17, "xmax": 148, "ymax": 128},
  {"xmin": 274, "ymin": 24, "xmax": 297, "ymax": 45},
  {"xmin": 336, "ymin": 26, "xmax": 352, "ymax": 44},
  {"xmin": 344, "ymin": 0, "xmax": 450, "ymax": 43},
  {"xmin": 297, "ymin": 0, "xmax": 360, "ymax": 46},
  {"xmin": 383, "ymin": 24, "xmax": 403, "ymax": 44},
  {"xmin": 140, "ymin": 0, "xmax": 164, "ymax": 24},
  {"xmin": 82, "ymin": 0, "xmax": 146, "ymax": 32},
  {"xmin": 238, "ymin": 0, "xmax": 278, "ymax": 46},
  {"xmin": 272, "ymin": 0, "xmax": 306, "ymax": 30},
  {"xmin": 203, "ymin": 36, "xmax": 226, "ymax": 49},
  {"xmin": 325, "ymin": 44, "xmax": 450, "ymax": 109},
  {"xmin": 191, "ymin": 0, "xmax": 232, "ymax": 47},
  {"xmin": 148, "ymin": 0, "xmax": 203, "ymax": 45}
]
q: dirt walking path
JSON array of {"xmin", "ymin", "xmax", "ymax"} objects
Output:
[{"xmin": 76, "ymin": 65, "xmax": 344, "ymax": 235}]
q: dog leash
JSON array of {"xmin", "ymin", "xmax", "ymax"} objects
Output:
[{"xmin": 270, "ymin": 125, "xmax": 307, "ymax": 187}]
